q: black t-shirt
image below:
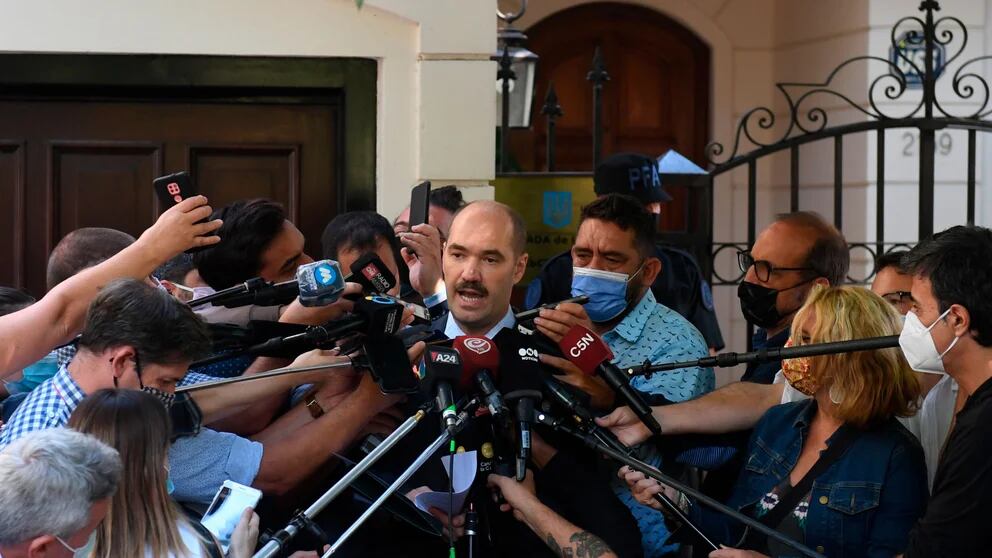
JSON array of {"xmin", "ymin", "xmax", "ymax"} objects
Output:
[
  {"xmin": 525, "ymin": 245, "xmax": 725, "ymax": 350},
  {"xmin": 904, "ymin": 375, "xmax": 992, "ymax": 557}
]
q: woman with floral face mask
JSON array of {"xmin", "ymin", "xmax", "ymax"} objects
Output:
[{"xmin": 622, "ymin": 286, "xmax": 928, "ymax": 558}]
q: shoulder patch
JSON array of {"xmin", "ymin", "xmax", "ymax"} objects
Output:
[{"xmin": 700, "ymin": 280, "xmax": 715, "ymax": 312}]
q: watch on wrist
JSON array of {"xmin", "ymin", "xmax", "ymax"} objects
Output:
[{"xmin": 304, "ymin": 390, "xmax": 325, "ymax": 419}]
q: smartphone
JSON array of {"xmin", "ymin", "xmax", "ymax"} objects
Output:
[
  {"xmin": 153, "ymin": 171, "xmax": 197, "ymax": 208},
  {"xmin": 379, "ymin": 294, "xmax": 431, "ymax": 324},
  {"xmin": 513, "ymin": 295, "xmax": 591, "ymax": 322},
  {"xmin": 201, "ymin": 480, "xmax": 262, "ymax": 553},
  {"xmin": 409, "ymin": 181, "xmax": 431, "ymax": 229}
]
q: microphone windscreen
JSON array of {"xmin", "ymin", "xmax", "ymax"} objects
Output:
[
  {"xmin": 452, "ymin": 336, "xmax": 500, "ymax": 390},
  {"xmin": 352, "ymin": 296, "xmax": 405, "ymax": 338},
  {"xmin": 494, "ymin": 328, "xmax": 546, "ymax": 395},
  {"xmin": 558, "ymin": 325, "xmax": 614, "ymax": 376},
  {"xmin": 418, "ymin": 345, "xmax": 462, "ymax": 396},
  {"xmin": 350, "ymin": 252, "xmax": 397, "ymax": 294},
  {"xmin": 297, "ymin": 260, "xmax": 346, "ymax": 307}
]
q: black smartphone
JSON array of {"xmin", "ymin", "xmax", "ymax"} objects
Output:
[
  {"xmin": 409, "ymin": 181, "xmax": 431, "ymax": 229},
  {"xmin": 153, "ymin": 171, "xmax": 196, "ymax": 208}
]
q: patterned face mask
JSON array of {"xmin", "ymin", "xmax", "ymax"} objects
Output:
[
  {"xmin": 780, "ymin": 338, "xmax": 820, "ymax": 397},
  {"xmin": 142, "ymin": 386, "xmax": 176, "ymax": 409}
]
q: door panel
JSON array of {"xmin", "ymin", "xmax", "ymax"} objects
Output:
[
  {"xmin": 0, "ymin": 143, "xmax": 24, "ymax": 287},
  {"xmin": 0, "ymin": 100, "xmax": 338, "ymax": 295}
]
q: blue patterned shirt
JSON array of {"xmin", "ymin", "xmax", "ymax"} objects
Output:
[
  {"xmin": 0, "ymin": 365, "xmax": 86, "ymax": 448},
  {"xmin": 602, "ymin": 289, "xmax": 713, "ymax": 557}
]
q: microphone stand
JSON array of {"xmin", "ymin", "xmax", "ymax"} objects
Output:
[
  {"xmin": 536, "ymin": 411, "xmax": 824, "ymax": 558},
  {"xmin": 176, "ymin": 359, "xmax": 363, "ymax": 393},
  {"xmin": 626, "ymin": 335, "xmax": 900, "ymax": 377},
  {"xmin": 321, "ymin": 397, "xmax": 482, "ymax": 557},
  {"xmin": 253, "ymin": 407, "xmax": 430, "ymax": 558}
]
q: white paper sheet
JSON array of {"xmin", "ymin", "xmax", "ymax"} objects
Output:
[{"xmin": 413, "ymin": 450, "xmax": 477, "ymax": 517}]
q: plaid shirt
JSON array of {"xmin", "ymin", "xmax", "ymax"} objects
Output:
[{"xmin": 0, "ymin": 365, "xmax": 85, "ymax": 449}]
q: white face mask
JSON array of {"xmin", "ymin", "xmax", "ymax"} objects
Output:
[{"xmin": 899, "ymin": 308, "xmax": 960, "ymax": 375}]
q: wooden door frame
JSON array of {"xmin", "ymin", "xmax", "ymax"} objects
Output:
[{"xmin": 0, "ymin": 53, "xmax": 377, "ymax": 211}]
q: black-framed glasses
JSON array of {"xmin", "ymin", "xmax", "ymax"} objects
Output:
[{"xmin": 737, "ymin": 250, "xmax": 815, "ymax": 283}]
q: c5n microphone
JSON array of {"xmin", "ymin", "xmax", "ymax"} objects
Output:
[
  {"xmin": 558, "ymin": 325, "xmax": 662, "ymax": 436},
  {"xmin": 451, "ymin": 336, "xmax": 504, "ymax": 418},
  {"xmin": 417, "ymin": 346, "xmax": 463, "ymax": 430}
]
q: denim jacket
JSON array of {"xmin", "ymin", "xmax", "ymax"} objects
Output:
[{"xmin": 692, "ymin": 400, "xmax": 928, "ymax": 558}]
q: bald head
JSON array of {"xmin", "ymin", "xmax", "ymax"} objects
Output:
[
  {"xmin": 450, "ymin": 201, "xmax": 527, "ymax": 256},
  {"xmin": 47, "ymin": 228, "xmax": 136, "ymax": 290},
  {"xmin": 443, "ymin": 200, "xmax": 528, "ymax": 336}
]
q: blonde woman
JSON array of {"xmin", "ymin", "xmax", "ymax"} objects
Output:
[
  {"xmin": 68, "ymin": 389, "xmax": 226, "ymax": 558},
  {"xmin": 623, "ymin": 286, "xmax": 928, "ymax": 558}
]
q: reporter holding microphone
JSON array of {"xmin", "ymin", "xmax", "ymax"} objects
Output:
[{"xmin": 622, "ymin": 286, "xmax": 926, "ymax": 558}]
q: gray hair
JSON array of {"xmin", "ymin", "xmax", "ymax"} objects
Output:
[{"xmin": 0, "ymin": 428, "xmax": 121, "ymax": 545}]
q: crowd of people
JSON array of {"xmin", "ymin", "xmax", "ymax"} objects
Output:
[{"xmin": 0, "ymin": 153, "xmax": 990, "ymax": 558}]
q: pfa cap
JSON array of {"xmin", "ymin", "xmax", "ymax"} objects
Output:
[{"xmin": 593, "ymin": 152, "xmax": 673, "ymax": 203}]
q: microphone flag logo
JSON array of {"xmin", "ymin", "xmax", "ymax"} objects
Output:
[
  {"xmin": 316, "ymin": 264, "xmax": 337, "ymax": 286},
  {"xmin": 464, "ymin": 337, "xmax": 493, "ymax": 355}
]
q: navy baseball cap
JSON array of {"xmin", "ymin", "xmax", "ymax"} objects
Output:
[{"xmin": 593, "ymin": 152, "xmax": 673, "ymax": 203}]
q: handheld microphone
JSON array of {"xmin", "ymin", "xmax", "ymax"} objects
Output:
[
  {"xmin": 417, "ymin": 346, "xmax": 463, "ymax": 430},
  {"xmin": 451, "ymin": 336, "xmax": 504, "ymax": 418},
  {"xmin": 504, "ymin": 389, "xmax": 541, "ymax": 481},
  {"xmin": 558, "ymin": 325, "xmax": 662, "ymax": 436},
  {"xmin": 347, "ymin": 252, "xmax": 397, "ymax": 295},
  {"xmin": 297, "ymin": 260, "xmax": 347, "ymax": 307}
]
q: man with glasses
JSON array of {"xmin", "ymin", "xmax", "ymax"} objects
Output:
[{"xmin": 597, "ymin": 211, "xmax": 849, "ymax": 449}]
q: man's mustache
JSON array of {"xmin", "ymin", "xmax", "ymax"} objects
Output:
[{"xmin": 455, "ymin": 281, "xmax": 489, "ymax": 296}]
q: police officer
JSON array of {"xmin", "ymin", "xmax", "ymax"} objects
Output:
[{"xmin": 525, "ymin": 152, "xmax": 725, "ymax": 352}]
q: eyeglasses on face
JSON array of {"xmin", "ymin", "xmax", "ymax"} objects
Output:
[{"xmin": 737, "ymin": 249, "xmax": 815, "ymax": 282}]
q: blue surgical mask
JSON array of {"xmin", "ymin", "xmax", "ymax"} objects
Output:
[
  {"xmin": 55, "ymin": 531, "xmax": 96, "ymax": 558},
  {"xmin": 570, "ymin": 264, "xmax": 643, "ymax": 323}
]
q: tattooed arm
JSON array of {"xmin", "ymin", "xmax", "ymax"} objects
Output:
[{"xmin": 487, "ymin": 471, "xmax": 617, "ymax": 558}]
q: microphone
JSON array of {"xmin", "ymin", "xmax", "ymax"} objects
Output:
[
  {"xmin": 190, "ymin": 254, "xmax": 397, "ymax": 309},
  {"xmin": 347, "ymin": 252, "xmax": 397, "ymax": 295},
  {"xmin": 417, "ymin": 346, "xmax": 463, "ymax": 430},
  {"xmin": 451, "ymin": 336, "xmax": 504, "ymax": 418},
  {"xmin": 557, "ymin": 325, "xmax": 662, "ymax": 436},
  {"xmin": 626, "ymin": 335, "xmax": 901, "ymax": 377},
  {"xmin": 297, "ymin": 260, "xmax": 347, "ymax": 307},
  {"xmin": 191, "ymin": 296, "xmax": 406, "ymax": 367},
  {"xmin": 364, "ymin": 334, "xmax": 421, "ymax": 394},
  {"xmin": 504, "ymin": 389, "xmax": 541, "ymax": 482}
]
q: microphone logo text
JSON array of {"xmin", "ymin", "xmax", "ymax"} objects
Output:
[
  {"xmin": 568, "ymin": 333, "xmax": 596, "ymax": 358},
  {"xmin": 518, "ymin": 347, "xmax": 539, "ymax": 362},
  {"xmin": 464, "ymin": 337, "xmax": 493, "ymax": 355},
  {"xmin": 431, "ymin": 351, "xmax": 460, "ymax": 365}
]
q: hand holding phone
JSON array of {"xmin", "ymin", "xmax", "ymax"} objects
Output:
[{"xmin": 201, "ymin": 480, "xmax": 263, "ymax": 553}]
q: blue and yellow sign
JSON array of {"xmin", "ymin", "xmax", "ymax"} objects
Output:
[{"xmin": 494, "ymin": 174, "xmax": 597, "ymax": 283}]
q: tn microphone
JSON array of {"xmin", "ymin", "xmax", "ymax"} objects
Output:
[{"xmin": 557, "ymin": 325, "xmax": 662, "ymax": 436}]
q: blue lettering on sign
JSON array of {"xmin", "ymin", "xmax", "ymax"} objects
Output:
[
  {"xmin": 315, "ymin": 264, "xmax": 337, "ymax": 286},
  {"xmin": 889, "ymin": 31, "xmax": 944, "ymax": 88},
  {"xmin": 542, "ymin": 191, "xmax": 572, "ymax": 229}
]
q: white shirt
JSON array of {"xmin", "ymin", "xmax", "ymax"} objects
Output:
[
  {"xmin": 775, "ymin": 369, "xmax": 958, "ymax": 489},
  {"xmin": 144, "ymin": 521, "xmax": 211, "ymax": 557},
  {"xmin": 444, "ymin": 307, "xmax": 515, "ymax": 340}
]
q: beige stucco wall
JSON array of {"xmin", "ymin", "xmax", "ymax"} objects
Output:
[{"xmin": 0, "ymin": 0, "xmax": 498, "ymax": 223}]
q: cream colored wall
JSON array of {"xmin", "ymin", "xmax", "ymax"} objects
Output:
[{"xmin": 0, "ymin": 0, "xmax": 497, "ymax": 223}]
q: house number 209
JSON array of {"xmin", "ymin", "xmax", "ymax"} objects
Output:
[{"xmin": 902, "ymin": 131, "xmax": 953, "ymax": 156}]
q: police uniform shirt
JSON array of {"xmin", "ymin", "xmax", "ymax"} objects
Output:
[{"xmin": 525, "ymin": 245, "xmax": 725, "ymax": 350}]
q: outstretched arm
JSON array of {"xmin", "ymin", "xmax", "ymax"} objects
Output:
[{"xmin": 0, "ymin": 196, "xmax": 222, "ymax": 377}]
